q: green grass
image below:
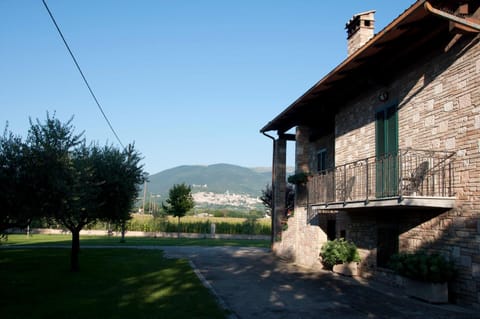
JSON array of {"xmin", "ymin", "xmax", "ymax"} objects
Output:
[
  {"xmin": 0, "ymin": 248, "xmax": 227, "ymax": 319},
  {"xmin": 2, "ymin": 234, "xmax": 270, "ymax": 248}
]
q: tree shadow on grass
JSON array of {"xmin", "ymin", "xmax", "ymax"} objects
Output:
[{"xmin": 0, "ymin": 248, "xmax": 226, "ymax": 319}]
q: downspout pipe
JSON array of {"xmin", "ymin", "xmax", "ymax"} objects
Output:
[
  {"xmin": 262, "ymin": 131, "xmax": 276, "ymax": 247},
  {"xmin": 424, "ymin": 1, "xmax": 480, "ymax": 32}
]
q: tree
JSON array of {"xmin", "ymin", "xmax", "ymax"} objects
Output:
[
  {"xmin": 162, "ymin": 183, "xmax": 194, "ymax": 236},
  {"xmin": 26, "ymin": 114, "xmax": 145, "ymax": 271},
  {"xmin": 93, "ymin": 144, "xmax": 145, "ymax": 243},
  {"xmin": 27, "ymin": 115, "xmax": 84, "ymax": 271},
  {"xmin": 260, "ymin": 183, "xmax": 295, "ymax": 217},
  {"xmin": 0, "ymin": 128, "xmax": 35, "ymax": 234}
]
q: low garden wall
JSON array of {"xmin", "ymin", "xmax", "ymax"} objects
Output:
[{"xmin": 13, "ymin": 228, "xmax": 270, "ymax": 241}]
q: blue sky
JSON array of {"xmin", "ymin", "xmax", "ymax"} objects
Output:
[{"xmin": 1, "ymin": 0, "xmax": 413, "ymax": 174}]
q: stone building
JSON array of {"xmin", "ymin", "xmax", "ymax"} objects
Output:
[{"xmin": 261, "ymin": 0, "xmax": 480, "ymax": 307}]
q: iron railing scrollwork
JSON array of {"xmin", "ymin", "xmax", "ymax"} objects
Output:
[{"xmin": 307, "ymin": 148, "xmax": 455, "ymax": 206}]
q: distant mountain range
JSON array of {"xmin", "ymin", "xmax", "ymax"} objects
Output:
[
  {"xmin": 142, "ymin": 164, "xmax": 277, "ymax": 198},
  {"xmin": 139, "ymin": 164, "xmax": 296, "ymax": 210}
]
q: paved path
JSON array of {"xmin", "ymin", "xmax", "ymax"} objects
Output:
[{"xmin": 159, "ymin": 246, "xmax": 478, "ymax": 319}]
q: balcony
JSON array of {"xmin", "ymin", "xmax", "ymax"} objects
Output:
[{"xmin": 307, "ymin": 148, "xmax": 456, "ymax": 211}]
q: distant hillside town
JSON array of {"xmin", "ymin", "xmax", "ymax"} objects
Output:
[{"xmin": 192, "ymin": 191, "xmax": 262, "ymax": 209}]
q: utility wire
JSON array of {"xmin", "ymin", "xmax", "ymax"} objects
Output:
[{"xmin": 41, "ymin": 0, "xmax": 125, "ymax": 149}]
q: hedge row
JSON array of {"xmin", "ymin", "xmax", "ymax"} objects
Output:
[
  {"xmin": 126, "ymin": 218, "xmax": 270, "ymax": 235},
  {"xmin": 30, "ymin": 217, "xmax": 271, "ymax": 235}
]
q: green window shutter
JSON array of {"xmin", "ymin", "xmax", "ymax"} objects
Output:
[
  {"xmin": 376, "ymin": 111, "xmax": 386, "ymax": 157},
  {"xmin": 375, "ymin": 104, "xmax": 399, "ymax": 197},
  {"xmin": 386, "ymin": 105, "xmax": 398, "ymax": 156}
]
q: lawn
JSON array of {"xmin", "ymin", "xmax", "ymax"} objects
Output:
[
  {"xmin": 0, "ymin": 248, "xmax": 227, "ymax": 319},
  {"xmin": 2, "ymin": 234, "xmax": 270, "ymax": 248}
]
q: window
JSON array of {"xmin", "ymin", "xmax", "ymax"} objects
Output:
[{"xmin": 317, "ymin": 148, "xmax": 327, "ymax": 173}]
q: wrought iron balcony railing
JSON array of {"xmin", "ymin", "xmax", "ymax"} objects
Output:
[{"xmin": 307, "ymin": 148, "xmax": 455, "ymax": 207}]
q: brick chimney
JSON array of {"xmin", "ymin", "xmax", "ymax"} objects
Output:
[{"xmin": 346, "ymin": 10, "xmax": 375, "ymax": 56}]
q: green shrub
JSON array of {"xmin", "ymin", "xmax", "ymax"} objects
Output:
[
  {"xmin": 287, "ymin": 172, "xmax": 311, "ymax": 185},
  {"xmin": 388, "ymin": 251, "xmax": 456, "ymax": 283},
  {"xmin": 320, "ymin": 238, "xmax": 361, "ymax": 270},
  {"xmin": 211, "ymin": 210, "xmax": 265, "ymax": 219},
  {"xmin": 124, "ymin": 217, "xmax": 271, "ymax": 236}
]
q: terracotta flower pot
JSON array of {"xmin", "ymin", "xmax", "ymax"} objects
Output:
[{"xmin": 332, "ymin": 262, "xmax": 359, "ymax": 277}]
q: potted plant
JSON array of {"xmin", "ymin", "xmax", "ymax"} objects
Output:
[
  {"xmin": 388, "ymin": 251, "xmax": 456, "ymax": 303},
  {"xmin": 287, "ymin": 172, "xmax": 311, "ymax": 185},
  {"xmin": 320, "ymin": 238, "xmax": 361, "ymax": 276}
]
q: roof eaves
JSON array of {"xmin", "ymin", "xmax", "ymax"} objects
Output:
[{"xmin": 260, "ymin": 0, "xmax": 426, "ymax": 133}]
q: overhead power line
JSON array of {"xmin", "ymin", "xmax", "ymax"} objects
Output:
[{"xmin": 41, "ymin": 0, "xmax": 125, "ymax": 149}]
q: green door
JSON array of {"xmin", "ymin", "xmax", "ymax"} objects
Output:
[
  {"xmin": 376, "ymin": 104, "xmax": 398, "ymax": 197},
  {"xmin": 377, "ymin": 225, "xmax": 399, "ymax": 268}
]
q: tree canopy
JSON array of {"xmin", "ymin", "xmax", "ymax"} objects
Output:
[
  {"xmin": 162, "ymin": 183, "xmax": 194, "ymax": 220},
  {"xmin": 0, "ymin": 128, "xmax": 39, "ymax": 232},
  {"xmin": 0, "ymin": 114, "xmax": 146, "ymax": 271}
]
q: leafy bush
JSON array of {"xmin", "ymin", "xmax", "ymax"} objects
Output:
[
  {"xmin": 126, "ymin": 217, "xmax": 211, "ymax": 233},
  {"xmin": 213, "ymin": 218, "xmax": 270, "ymax": 235},
  {"xmin": 287, "ymin": 172, "xmax": 311, "ymax": 185},
  {"xmin": 388, "ymin": 251, "xmax": 456, "ymax": 283},
  {"xmin": 28, "ymin": 215, "xmax": 271, "ymax": 236},
  {"xmin": 320, "ymin": 238, "xmax": 361, "ymax": 269},
  {"xmin": 125, "ymin": 216, "xmax": 271, "ymax": 235},
  {"xmin": 211, "ymin": 210, "xmax": 265, "ymax": 219}
]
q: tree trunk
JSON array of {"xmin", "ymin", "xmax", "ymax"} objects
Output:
[
  {"xmin": 177, "ymin": 216, "xmax": 180, "ymax": 239},
  {"xmin": 120, "ymin": 221, "xmax": 126, "ymax": 243},
  {"xmin": 70, "ymin": 229, "xmax": 80, "ymax": 272}
]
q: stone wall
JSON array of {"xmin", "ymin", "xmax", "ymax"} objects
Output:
[
  {"xmin": 17, "ymin": 228, "xmax": 271, "ymax": 240},
  {"xmin": 278, "ymin": 35, "xmax": 480, "ymax": 306},
  {"xmin": 307, "ymin": 132, "xmax": 335, "ymax": 172},
  {"xmin": 272, "ymin": 207, "xmax": 325, "ymax": 268},
  {"xmin": 272, "ymin": 125, "xmax": 329, "ymax": 268},
  {"xmin": 334, "ymin": 36, "xmax": 480, "ymax": 306}
]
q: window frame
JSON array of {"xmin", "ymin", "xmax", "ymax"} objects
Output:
[{"xmin": 316, "ymin": 148, "xmax": 328, "ymax": 173}]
